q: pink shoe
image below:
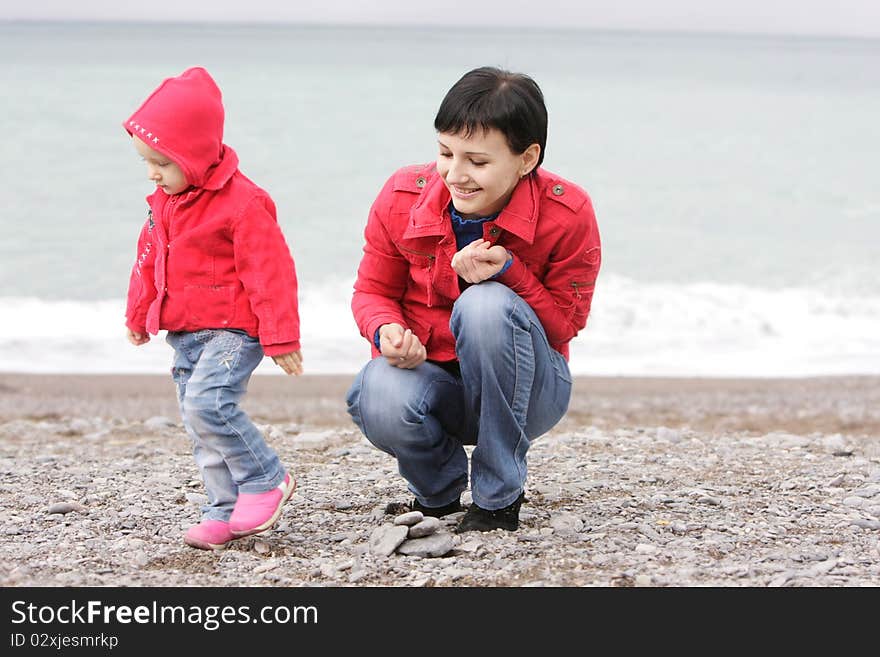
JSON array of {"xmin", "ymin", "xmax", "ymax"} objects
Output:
[
  {"xmin": 229, "ymin": 472, "xmax": 296, "ymax": 537},
  {"xmin": 184, "ymin": 519, "xmax": 235, "ymax": 550}
]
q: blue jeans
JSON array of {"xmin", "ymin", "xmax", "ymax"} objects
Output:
[
  {"xmin": 166, "ymin": 329, "xmax": 287, "ymax": 522},
  {"xmin": 346, "ymin": 282, "xmax": 572, "ymax": 510}
]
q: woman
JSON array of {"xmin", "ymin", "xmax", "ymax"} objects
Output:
[{"xmin": 346, "ymin": 67, "xmax": 601, "ymax": 533}]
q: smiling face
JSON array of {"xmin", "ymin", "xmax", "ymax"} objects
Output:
[
  {"xmin": 436, "ymin": 128, "xmax": 540, "ymax": 219},
  {"xmin": 132, "ymin": 135, "xmax": 189, "ymax": 195}
]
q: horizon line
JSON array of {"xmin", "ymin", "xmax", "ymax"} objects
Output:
[{"xmin": 1, "ymin": 17, "xmax": 879, "ymax": 42}]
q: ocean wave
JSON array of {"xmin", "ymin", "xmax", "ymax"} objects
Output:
[{"xmin": 1, "ymin": 274, "xmax": 878, "ymax": 376}]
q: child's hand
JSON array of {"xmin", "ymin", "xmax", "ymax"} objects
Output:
[
  {"xmin": 127, "ymin": 329, "xmax": 150, "ymax": 346},
  {"xmin": 272, "ymin": 350, "xmax": 303, "ymax": 376}
]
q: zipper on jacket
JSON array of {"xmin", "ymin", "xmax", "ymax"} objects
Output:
[
  {"xmin": 160, "ymin": 197, "xmax": 178, "ymax": 298},
  {"xmin": 426, "ymin": 258, "xmax": 434, "ymax": 307},
  {"xmin": 397, "ymin": 245, "xmax": 437, "ymax": 260},
  {"xmin": 570, "ymin": 281, "xmax": 595, "ymax": 299}
]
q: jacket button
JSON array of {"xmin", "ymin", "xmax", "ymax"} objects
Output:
[
  {"xmin": 415, "ymin": 176, "xmax": 426, "ymax": 188},
  {"xmin": 552, "ymin": 184, "xmax": 564, "ymax": 196},
  {"xmin": 489, "ymin": 226, "xmax": 500, "ymax": 236}
]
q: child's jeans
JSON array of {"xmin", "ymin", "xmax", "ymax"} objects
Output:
[
  {"xmin": 346, "ymin": 282, "xmax": 572, "ymax": 511},
  {"xmin": 166, "ymin": 329, "xmax": 286, "ymax": 522}
]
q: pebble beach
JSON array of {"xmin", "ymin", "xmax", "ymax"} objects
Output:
[{"xmin": 1, "ymin": 373, "xmax": 878, "ymax": 587}]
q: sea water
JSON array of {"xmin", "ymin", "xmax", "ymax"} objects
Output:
[{"xmin": 1, "ymin": 22, "xmax": 878, "ymax": 376}]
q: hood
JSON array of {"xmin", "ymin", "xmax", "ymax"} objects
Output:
[{"xmin": 123, "ymin": 67, "xmax": 227, "ymax": 189}]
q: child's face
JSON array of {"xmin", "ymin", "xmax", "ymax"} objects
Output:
[
  {"xmin": 132, "ymin": 136, "xmax": 189, "ymax": 195},
  {"xmin": 436, "ymin": 127, "xmax": 539, "ymax": 219}
]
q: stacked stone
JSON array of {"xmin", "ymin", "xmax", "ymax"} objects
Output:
[{"xmin": 368, "ymin": 511, "xmax": 454, "ymax": 558}]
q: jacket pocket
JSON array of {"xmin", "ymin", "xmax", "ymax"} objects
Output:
[
  {"xmin": 412, "ymin": 320, "xmax": 433, "ymax": 351},
  {"xmin": 396, "ymin": 243, "xmax": 436, "ymax": 307},
  {"xmin": 184, "ymin": 285, "xmax": 235, "ymax": 327}
]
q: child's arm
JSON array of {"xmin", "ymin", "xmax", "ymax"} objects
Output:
[
  {"xmin": 232, "ymin": 195, "xmax": 301, "ymax": 365},
  {"xmin": 125, "ymin": 214, "xmax": 158, "ymax": 341}
]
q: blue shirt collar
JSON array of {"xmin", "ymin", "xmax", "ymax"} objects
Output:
[{"xmin": 448, "ymin": 203, "xmax": 499, "ymax": 225}]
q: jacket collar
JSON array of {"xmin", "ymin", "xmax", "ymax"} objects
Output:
[
  {"xmin": 147, "ymin": 145, "xmax": 238, "ymax": 218},
  {"xmin": 405, "ymin": 169, "xmax": 540, "ymax": 244},
  {"xmin": 201, "ymin": 144, "xmax": 239, "ymax": 191},
  {"xmin": 147, "ymin": 144, "xmax": 239, "ymax": 212}
]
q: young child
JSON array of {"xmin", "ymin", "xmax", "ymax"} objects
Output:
[{"xmin": 123, "ymin": 67, "xmax": 302, "ymax": 550}]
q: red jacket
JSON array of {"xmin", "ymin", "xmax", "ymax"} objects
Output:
[
  {"xmin": 352, "ymin": 164, "xmax": 601, "ymax": 361},
  {"xmin": 123, "ymin": 67, "xmax": 300, "ymax": 356}
]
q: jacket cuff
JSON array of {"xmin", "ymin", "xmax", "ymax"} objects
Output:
[
  {"xmin": 489, "ymin": 251, "xmax": 514, "ymax": 279},
  {"xmin": 365, "ymin": 314, "xmax": 406, "ymax": 350},
  {"xmin": 125, "ymin": 318, "xmax": 147, "ymax": 334},
  {"xmin": 262, "ymin": 340, "xmax": 301, "ymax": 357},
  {"xmin": 495, "ymin": 255, "xmax": 530, "ymax": 290}
]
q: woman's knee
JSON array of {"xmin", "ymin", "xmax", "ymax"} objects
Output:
[
  {"xmin": 451, "ymin": 282, "xmax": 517, "ymax": 334},
  {"xmin": 450, "ymin": 283, "xmax": 534, "ymax": 356},
  {"xmin": 347, "ymin": 359, "xmax": 431, "ymax": 449}
]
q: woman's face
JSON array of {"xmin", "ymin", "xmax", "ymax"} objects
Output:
[{"xmin": 436, "ymin": 128, "xmax": 539, "ymax": 219}]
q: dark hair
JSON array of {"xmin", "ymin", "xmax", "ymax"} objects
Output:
[{"xmin": 434, "ymin": 66, "xmax": 548, "ymax": 168}]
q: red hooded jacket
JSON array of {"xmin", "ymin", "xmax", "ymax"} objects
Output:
[
  {"xmin": 352, "ymin": 164, "xmax": 601, "ymax": 362},
  {"xmin": 123, "ymin": 67, "xmax": 300, "ymax": 356}
]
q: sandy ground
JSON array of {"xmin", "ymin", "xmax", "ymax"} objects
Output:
[
  {"xmin": 1, "ymin": 373, "xmax": 878, "ymax": 587},
  {"xmin": 3, "ymin": 373, "xmax": 879, "ymax": 435}
]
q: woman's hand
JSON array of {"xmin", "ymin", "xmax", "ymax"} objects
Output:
[
  {"xmin": 451, "ymin": 239, "xmax": 511, "ymax": 283},
  {"xmin": 379, "ymin": 323, "xmax": 427, "ymax": 369},
  {"xmin": 272, "ymin": 349, "xmax": 304, "ymax": 376},
  {"xmin": 126, "ymin": 329, "xmax": 150, "ymax": 346}
]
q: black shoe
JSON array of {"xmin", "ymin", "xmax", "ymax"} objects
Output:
[
  {"xmin": 455, "ymin": 493, "xmax": 524, "ymax": 533},
  {"xmin": 412, "ymin": 496, "xmax": 462, "ymax": 518}
]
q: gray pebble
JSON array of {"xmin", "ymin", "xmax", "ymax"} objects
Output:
[
  {"xmin": 827, "ymin": 474, "xmax": 846, "ymax": 487},
  {"xmin": 68, "ymin": 419, "xmax": 92, "ymax": 433},
  {"xmin": 393, "ymin": 511, "xmax": 424, "ymax": 526},
  {"xmin": 408, "ymin": 517, "xmax": 441, "ymax": 538},
  {"xmin": 368, "ymin": 525, "xmax": 409, "ymax": 557},
  {"xmin": 850, "ymin": 519, "xmax": 880, "ymax": 530},
  {"xmin": 348, "ymin": 570, "xmax": 368, "ymax": 583},
  {"xmin": 853, "ymin": 485, "xmax": 880, "ymax": 498},
  {"xmin": 144, "ymin": 416, "xmax": 176, "ymax": 429},
  {"xmin": 397, "ymin": 533, "xmax": 454, "ymax": 558},
  {"xmin": 549, "ymin": 513, "xmax": 584, "ymax": 534},
  {"xmin": 456, "ymin": 539, "xmax": 484, "ymax": 553},
  {"xmin": 47, "ymin": 502, "xmax": 86, "ymax": 515}
]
